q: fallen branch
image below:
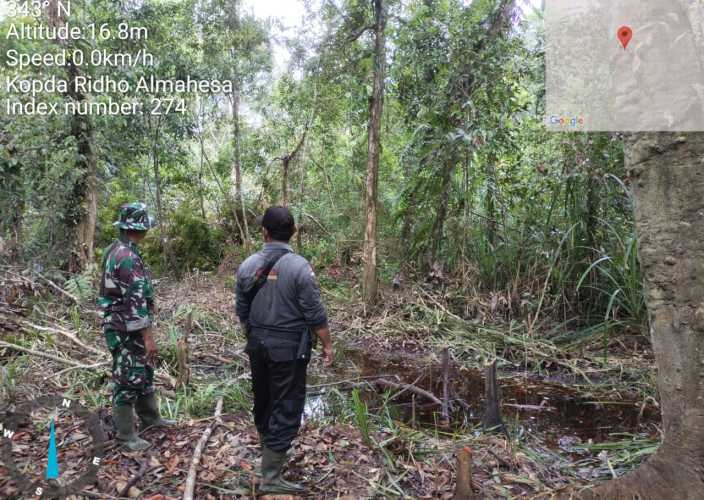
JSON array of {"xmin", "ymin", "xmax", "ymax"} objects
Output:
[
  {"xmin": 119, "ymin": 460, "xmax": 149, "ymax": 497},
  {"xmin": 22, "ymin": 320, "xmax": 104, "ymax": 356},
  {"xmin": 0, "ymin": 339, "xmax": 106, "ymax": 369},
  {"xmin": 183, "ymin": 397, "xmax": 223, "ymax": 500},
  {"xmin": 503, "ymin": 402, "xmax": 555, "ymax": 412},
  {"xmin": 387, "ymin": 373, "xmax": 423, "ymax": 403},
  {"xmin": 308, "ymin": 374, "xmax": 397, "ymax": 389},
  {"xmin": 373, "ymin": 378, "xmax": 442, "ymax": 406},
  {"xmin": 44, "ymin": 362, "xmax": 108, "ymax": 380},
  {"xmin": 33, "ymin": 271, "xmax": 80, "ymax": 304},
  {"xmin": 200, "ymin": 352, "xmax": 238, "ymax": 365},
  {"xmin": 452, "ymin": 396, "xmax": 472, "ymax": 412}
]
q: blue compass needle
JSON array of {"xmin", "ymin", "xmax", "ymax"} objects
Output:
[{"xmin": 46, "ymin": 419, "xmax": 59, "ymax": 480}]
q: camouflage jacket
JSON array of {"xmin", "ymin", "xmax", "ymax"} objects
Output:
[{"xmin": 98, "ymin": 235, "xmax": 155, "ymax": 332}]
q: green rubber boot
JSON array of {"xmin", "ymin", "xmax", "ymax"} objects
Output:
[
  {"xmin": 259, "ymin": 446, "xmax": 305, "ymax": 496},
  {"xmin": 135, "ymin": 393, "xmax": 176, "ymax": 428},
  {"xmin": 113, "ymin": 405, "xmax": 151, "ymax": 451}
]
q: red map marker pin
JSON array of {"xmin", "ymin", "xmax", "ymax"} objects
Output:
[{"xmin": 618, "ymin": 26, "xmax": 633, "ymax": 49}]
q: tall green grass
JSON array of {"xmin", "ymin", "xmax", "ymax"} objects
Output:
[
  {"xmin": 351, "ymin": 389, "xmax": 372, "ymax": 446},
  {"xmin": 577, "ymin": 232, "xmax": 646, "ymax": 327}
]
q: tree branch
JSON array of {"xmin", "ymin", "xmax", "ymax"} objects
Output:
[{"xmin": 183, "ymin": 398, "xmax": 223, "ymax": 500}]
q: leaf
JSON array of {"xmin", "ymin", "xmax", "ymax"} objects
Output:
[{"xmin": 166, "ymin": 455, "xmax": 180, "ymax": 473}]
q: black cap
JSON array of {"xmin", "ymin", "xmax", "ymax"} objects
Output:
[{"xmin": 260, "ymin": 206, "xmax": 295, "ymax": 242}]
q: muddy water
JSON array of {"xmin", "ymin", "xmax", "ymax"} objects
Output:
[{"xmin": 305, "ymin": 346, "xmax": 660, "ymax": 446}]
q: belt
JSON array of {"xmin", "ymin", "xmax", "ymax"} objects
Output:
[
  {"xmin": 249, "ymin": 326, "xmax": 304, "ymax": 340},
  {"xmin": 249, "ymin": 325, "xmax": 312, "ymax": 361}
]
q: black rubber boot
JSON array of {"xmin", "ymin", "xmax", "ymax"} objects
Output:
[
  {"xmin": 113, "ymin": 404, "xmax": 151, "ymax": 451},
  {"xmin": 135, "ymin": 393, "xmax": 176, "ymax": 428},
  {"xmin": 259, "ymin": 446, "xmax": 305, "ymax": 495}
]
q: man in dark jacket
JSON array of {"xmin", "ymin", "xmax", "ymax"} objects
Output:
[{"xmin": 236, "ymin": 206, "xmax": 333, "ymax": 495}]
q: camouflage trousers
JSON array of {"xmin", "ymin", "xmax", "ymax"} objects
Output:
[{"xmin": 104, "ymin": 328, "xmax": 154, "ymax": 407}]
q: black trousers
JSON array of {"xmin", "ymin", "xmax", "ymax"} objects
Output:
[{"xmin": 246, "ymin": 329, "xmax": 309, "ymax": 453}]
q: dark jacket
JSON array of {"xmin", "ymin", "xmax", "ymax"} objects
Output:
[{"xmin": 235, "ymin": 242, "xmax": 328, "ymax": 332}]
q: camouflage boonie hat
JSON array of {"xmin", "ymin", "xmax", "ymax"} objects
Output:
[{"xmin": 113, "ymin": 202, "xmax": 156, "ymax": 231}]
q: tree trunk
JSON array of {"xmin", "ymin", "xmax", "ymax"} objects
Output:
[
  {"xmin": 198, "ymin": 135, "xmax": 206, "ymax": 220},
  {"xmin": 233, "ymin": 91, "xmax": 252, "ymax": 252},
  {"xmin": 575, "ymin": 133, "xmax": 704, "ymax": 499},
  {"xmin": 46, "ymin": 1, "xmax": 97, "ymax": 273},
  {"xmin": 232, "ymin": 90, "xmax": 243, "ymax": 204},
  {"xmin": 8, "ymin": 193, "xmax": 24, "ymax": 263},
  {"xmin": 427, "ymin": 157, "xmax": 455, "ymax": 265},
  {"xmin": 280, "ymin": 124, "xmax": 310, "ymax": 208},
  {"xmin": 400, "ymin": 156, "xmax": 426, "ymax": 261},
  {"xmin": 67, "ymin": 61, "xmax": 98, "ymax": 274},
  {"xmin": 232, "ymin": 86, "xmax": 251, "ymax": 254},
  {"xmin": 362, "ymin": 0, "xmax": 386, "ymax": 307},
  {"xmin": 281, "ymin": 157, "xmax": 290, "ymax": 206},
  {"xmin": 484, "ymin": 157, "xmax": 497, "ymax": 247},
  {"xmin": 461, "ymin": 148, "xmax": 472, "ymax": 268},
  {"xmin": 153, "ymin": 153, "xmax": 163, "ymax": 227},
  {"xmin": 229, "ymin": 0, "xmax": 243, "ymax": 206}
]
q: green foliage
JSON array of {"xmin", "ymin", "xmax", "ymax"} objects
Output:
[
  {"xmin": 1, "ymin": 0, "xmax": 645, "ymax": 334},
  {"xmin": 577, "ymin": 231, "xmax": 646, "ymax": 327},
  {"xmin": 157, "ymin": 204, "xmax": 226, "ymax": 274},
  {"xmin": 574, "ymin": 434, "xmax": 660, "ymax": 477},
  {"xmin": 351, "ymin": 389, "xmax": 372, "ymax": 446},
  {"xmin": 183, "ymin": 382, "xmax": 221, "ymax": 417},
  {"xmin": 65, "ymin": 268, "xmax": 96, "ymax": 304},
  {"xmin": 0, "ymin": 356, "xmax": 26, "ymax": 402},
  {"xmin": 168, "ymin": 379, "xmax": 251, "ymax": 419}
]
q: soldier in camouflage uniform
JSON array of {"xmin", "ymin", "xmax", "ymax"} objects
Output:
[{"xmin": 99, "ymin": 202, "xmax": 174, "ymax": 451}]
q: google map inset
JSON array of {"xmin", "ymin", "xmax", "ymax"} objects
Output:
[{"xmin": 546, "ymin": 0, "xmax": 704, "ymax": 131}]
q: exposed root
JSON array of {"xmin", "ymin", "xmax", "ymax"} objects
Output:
[{"xmin": 567, "ymin": 448, "xmax": 704, "ymax": 500}]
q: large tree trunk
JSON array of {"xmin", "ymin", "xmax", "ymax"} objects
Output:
[
  {"xmin": 228, "ymin": 0, "xmax": 243, "ymax": 205},
  {"xmin": 576, "ymin": 133, "xmax": 704, "ymax": 499},
  {"xmin": 46, "ymin": 1, "xmax": 97, "ymax": 273},
  {"xmin": 66, "ymin": 62, "xmax": 98, "ymax": 274},
  {"xmin": 361, "ymin": 0, "xmax": 386, "ymax": 306}
]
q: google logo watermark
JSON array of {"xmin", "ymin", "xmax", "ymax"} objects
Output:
[{"xmin": 548, "ymin": 115, "xmax": 585, "ymax": 128}]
